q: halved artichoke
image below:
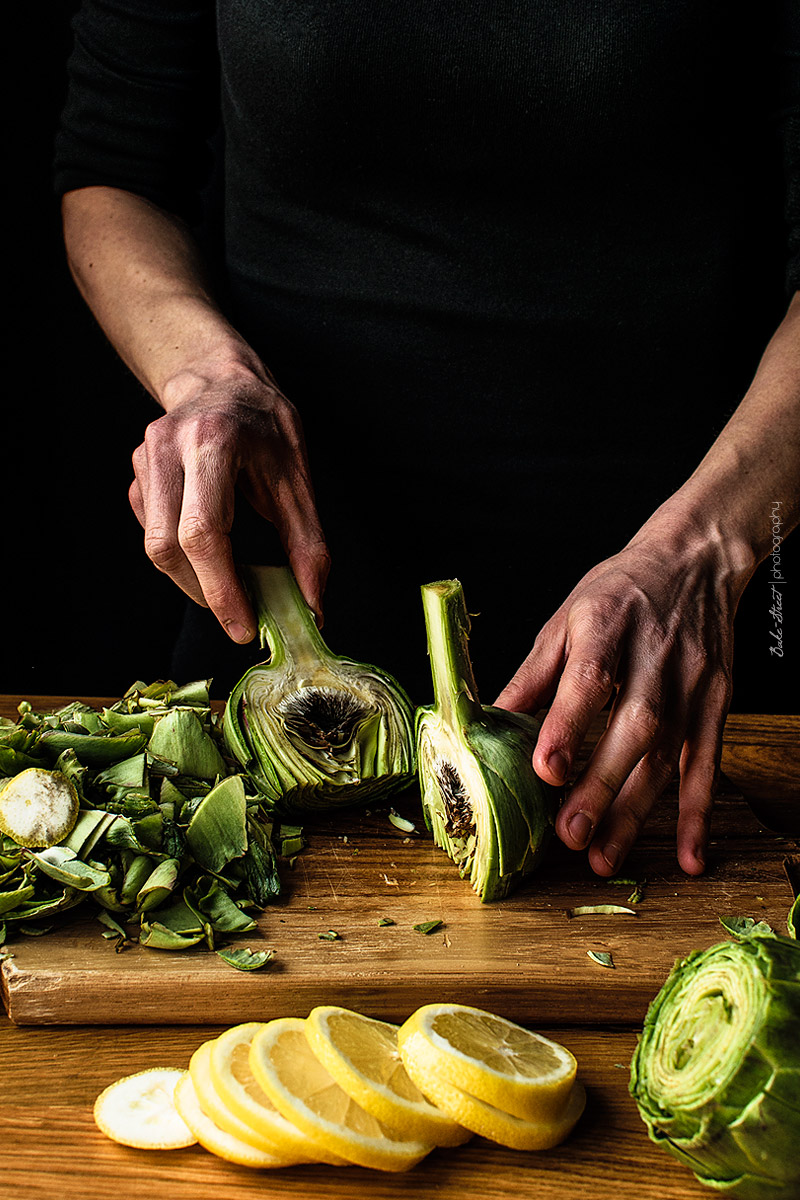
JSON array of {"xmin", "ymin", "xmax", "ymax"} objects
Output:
[
  {"xmin": 223, "ymin": 566, "xmax": 416, "ymax": 816},
  {"xmin": 416, "ymin": 579, "xmax": 557, "ymax": 902}
]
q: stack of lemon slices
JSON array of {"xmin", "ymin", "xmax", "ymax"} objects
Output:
[{"xmin": 94, "ymin": 1003, "xmax": 585, "ymax": 1172}]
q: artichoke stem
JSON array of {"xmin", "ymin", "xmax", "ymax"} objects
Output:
[
  {"xmin": 245, "ymin": 564, "xmax": 327, "ymax": 673},
  {"xmin": 421, "ymin": 581, "xmax": 482, "ymax": 728}
]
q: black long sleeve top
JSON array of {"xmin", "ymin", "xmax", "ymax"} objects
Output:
[{"xmin": 55, "ymin": 1, "xmax": 800, "ymax": 699}]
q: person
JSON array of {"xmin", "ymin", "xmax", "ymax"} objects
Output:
[{"xmin": 55, "ymin": 1, "xmax": 799, "ymax": 879}]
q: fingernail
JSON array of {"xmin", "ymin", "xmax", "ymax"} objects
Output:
[
  {"xmin": 225, "ymin": 620, "xmax": 253, "ymax": 643},
  {"xmin": 546, "ymin": 750, "xmax": 569, "ymax": 783},
  {"xmin": 602, "ymin": 842, "xmax": 622, "ymax": 873},
  {"xmin": 567, "ymin": 811, "xmax": 593, "ymax": 848}
]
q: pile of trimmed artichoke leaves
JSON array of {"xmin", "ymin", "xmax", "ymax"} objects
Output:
[{"xmin": 1, "ymin": 567, "xmax": 798, "ymax": 1200}]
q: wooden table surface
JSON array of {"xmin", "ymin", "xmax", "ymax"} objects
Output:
[{"xmin": 3, "ymin": 698, "xmax": 799, "ymax": 1200}]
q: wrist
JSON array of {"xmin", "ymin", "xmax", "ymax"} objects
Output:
[
  {"xmin": 631, "ymin": 500, "xmax": 758, "ymax": 602},
  {"xmin": 160, "ymin": 353, "xmax": 270, "ymax": 412}
]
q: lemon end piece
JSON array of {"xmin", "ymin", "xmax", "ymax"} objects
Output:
[
  {"xmin": 93, "ymin": 1067, "xmax": 197, "ymax": 1150},
  {"xmin": 0, "ymin": 768, "xmax": 80, "ymax": 848}
]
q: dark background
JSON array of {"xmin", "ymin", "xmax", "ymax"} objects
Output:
[{"xmin": 6, "ymin": 4, "xmax": 794, "ymax": 711}]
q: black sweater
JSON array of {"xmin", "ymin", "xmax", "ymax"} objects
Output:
[{"xmin": 55, "ymin": 1, "xmax": 800, "ymax": 700}]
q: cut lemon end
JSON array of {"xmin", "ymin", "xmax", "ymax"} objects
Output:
[
  {"xmin": 189, "ymin": 1040, "xmax": 312, "ymax": 1164},
  {"xmin": 93, "ymin": 1067, "xmax": 197, "ymax": 1150},
  {"xmin": 403, "ymin": 1058, "xmax": 587, "ymax": 1152},
  {"xmin": 249, "ymin": 1017, "xmax": 435, "ymax": 1172},
  {"xmin": 398, "ymin": 1003, "xmax": 577, "ymax": 1122},
  {"xmin": 306, "ymin": 1005, "xmax": 471, "ymax": 1148},
  {"xmin": 173, "ymin": 1071, "xmax": 292, "ymax": 1168},
  {"xmin": 209, "ymin": 1021, "xmax": 345, "ymax": 1166},
  {"xmin": 0, "ymin": 768, "xmax": 80, "ymax": 848}
]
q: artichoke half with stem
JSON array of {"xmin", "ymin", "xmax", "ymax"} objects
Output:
[
  {"xmin": 415, "ymin": 579, "xmax": 557, "ymax": 902},
  {"xmin": 629, "ymin": 927, "xmax": 800, "ymax": 1199},
  {"xmin": 223, "ymin": 565, "xmax": 416, "ymax": 817}
]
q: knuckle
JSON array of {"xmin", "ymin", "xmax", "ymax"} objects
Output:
[
  {"xmin": 144, "ymin": 529, "xmax": 182, "ymax": 572},
  {"xmin": 648, "ymin": 742, "xmax": 680, "ymax": 784},
  {"xmin": 618, "ymin": 696, "xmax": 662, "ymax": 744},
  {"xmin": 571, "ymin": 656, "xmax": 615, "ymax": 698},
  {"xmin": 177, "ymin": 515, "xmax": 222, "ymax": 558}
]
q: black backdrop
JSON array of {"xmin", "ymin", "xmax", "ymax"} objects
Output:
[{"xmin": 6, "ymin": 4, "xmax": 794, "ymax": 712}]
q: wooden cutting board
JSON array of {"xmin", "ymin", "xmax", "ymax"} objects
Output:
[
  {"xmin": 2, "ymin": 701, "xmax": 798, "ymax": 1027},
  {"xmin": 2, "ymin": 786, "xmax": 796, "ymax": 1027}
]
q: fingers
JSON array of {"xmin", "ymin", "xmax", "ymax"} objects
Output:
[
  {"xmin": 674, "ymin": 677, "xmax": 729, "ymax": 875},
  {"xmin": 506, "ymin": 556, "xmax": 733, "ymax": 879},
  {"xmin": 531, "ymin": 606, "xmax": 623, "ymax": 787},
  {"xmin": 177, "ymin": 447, "xmax": 257, "ymax": 641},
  {"xmin": 494, "ymin": 620, "xmax": 567, "ymax": 719},
  {"xmin": 132, "ymin": 435, "xmax": 208, "ymax": 609},
  {"xmin": 555, "ymin": 690, "xmax": 667, "ymax": 866},
  {"xmin": 246, "ymin": 468, "xmax": 331, "ymax": 625},
  {"xmin": 555, "ymin": 670, "xmax": 727, "ymax": 879},
  {"xmin": 129, "ymin": 388, "xmax": 331, "ymax": 642}
]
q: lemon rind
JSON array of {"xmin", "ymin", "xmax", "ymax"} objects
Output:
[
  {"xmin": 306, "ymin": 1006, "xmax": 472, "ymax": 1149},
  {"xmin": 250, "ymin": 1018, "xmax": 435, "ymax": 1173}
]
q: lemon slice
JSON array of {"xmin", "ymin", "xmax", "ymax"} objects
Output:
[
  {"xmin": 93, "ymin": 1067, "xmax": 197, "ymax": 1150},
  {"xmin": 173, "ymin": 1070, "xmax": 290, "ymax": 1167},
  {"xmin": 189, "ymin": 1039, "xmax": 310, "ymax": 1163},
  {"xmin": 0, "ymin": 768, "xmax": 79, "ymax": 848},
  {"xmin": 306, "ymin": 1005, "xmax": 471, "ymax": 1148},
  {"xmin": 209, "ymin": 1022, "xmax": 345, "ymax": 1166},
  {"xmin": 397, "ymin": 1003, "xmax": 577, "ymax": 1123},
  {"xmin": 400, "ymin": 1067, "xmax": 587, "ymax": 1151},
  {"xmin": 249, "ymin": 1017, "xmax": 435, "ymax": 1172}
]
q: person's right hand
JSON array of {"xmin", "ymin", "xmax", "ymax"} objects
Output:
[{"xmin": 128, "ymin": 366, "xmax": 330, "ymax": 642}]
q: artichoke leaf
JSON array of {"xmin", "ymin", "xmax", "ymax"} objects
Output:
[
  {"xmin": 185, "ymin": 775, "xmax": 248, "ymax": 873},
  {"xmin": 36, "ymin": 728, "xmax": 148, "ymax": 767},
  {"xmin": 28, "ymin": 847, "xmax": 111, "ymax": 891},
  {"xmin": 148, "ymin": 709, "xmax": 226, "ymax": 780}
]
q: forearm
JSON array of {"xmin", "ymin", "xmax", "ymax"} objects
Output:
[
  {"xmin": 634, "ymin": 291, "xmax": 800, "ymax": 575},
  {"xmin": 61, "ymin": 185, "xmax": 267, "ymax": 409}
]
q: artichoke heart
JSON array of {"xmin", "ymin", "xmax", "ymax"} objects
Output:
[
  {"xmin": 223, "ymin": 565, "xmax": 416, "ymax": 815},
  {"xmin": 630, "ymin": 928, "xmax": 800, "ymax": 1200},
  {"xmin": 416, "ymin": 579, "xmax": 557, "ymax": 902}
]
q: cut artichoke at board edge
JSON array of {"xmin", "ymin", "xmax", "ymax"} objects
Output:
[
  {"xmin": 223, "ymin": 565, "xmax": 416, "ymax": 817},
  {"xmin": 416, "ymin": 579, "xmax": 558, "ymax": 903},
  {"xmin": 629, "ymin": 928, "xmax": 800, "ymax": 1200}
]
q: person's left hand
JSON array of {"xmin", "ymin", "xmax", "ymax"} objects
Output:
[{"xmin": 493, "ymin": 519, "xmax": 754, "ymax": 876}]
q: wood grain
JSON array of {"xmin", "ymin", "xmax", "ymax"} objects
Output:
[{"xmin": 1, "ymin": 1017, "xmax": 709, "ymax": 1200}]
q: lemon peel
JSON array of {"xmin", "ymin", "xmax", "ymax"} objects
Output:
[
  {"xmin": 249, "ymin": 1017, "xmax": 435, "ymax": 1171},
  {"xmin": 306, "ymin": 1005, "xmax": 471, "ymax": 1148},
  {"xmin": 400, "ymin": 1064, "xmax": 587, "ymax": 1151},
  {"xmin": 398, "ymin": 1003, "xmax": 577, "ymax": 1122},
  {"xmin": 209, "ymin": 1021, "xmax": 345, "ymax": 1166},
  {"xmin": 174, "ymin": 1071, "xmax": 290, "ymax": 1167}
]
